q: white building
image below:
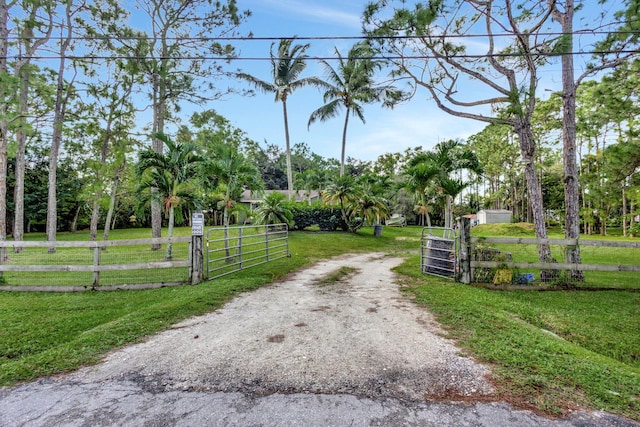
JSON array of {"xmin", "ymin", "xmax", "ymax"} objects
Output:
[{"xmin": 477, "ymin": 209, "xmax": 512, "ymax": 224}]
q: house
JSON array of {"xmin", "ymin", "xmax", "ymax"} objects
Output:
[
  {"xmin": 240, "ymin": 190, "xmax": 321, "ymax": 209},
  {"xmin": 477, "ymin": 209, "xmax": 512, "ymax": 224}
]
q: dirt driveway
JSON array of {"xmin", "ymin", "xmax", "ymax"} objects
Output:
[
  {"xmin": 3, "ymin": 252, "xmax": 639, "ymax": 426},
  {"xmin": 69, "ymin": 252, "xmax": 493, "ymax": 401}
]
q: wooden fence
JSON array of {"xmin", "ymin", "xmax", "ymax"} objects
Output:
[
  {"xmin": 457, "ymin": 217, "xmax": 640, "ymax": 286},
  {"xmin": 0, "ymin": 237, "xmax": 197, "ymax": 292}
]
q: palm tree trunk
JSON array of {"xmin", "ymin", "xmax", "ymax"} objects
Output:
[
  {"xmin": 223, "ymin": 205, "xmax": 232, "ymax": 262},
  {"xmin": 445, "ymin": 195, "xmax": 453, "ymax": 229},
  {"xmin": 282, "ymin": 100, "xmax": 293, "ymax": 199},
  {"xmin": 166, "ymin": 206, "xmax": 174, "ymax": 260},
  {"xmin": 340, "ymin": 109, "xmax": 350, "ymax": 177}
]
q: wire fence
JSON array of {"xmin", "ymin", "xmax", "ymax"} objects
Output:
[
  {"xmin": 0, "ymin": 237, "xmax": 191, "ymax": 291},
  {"xmin": 468, "ymin": 237, "xmax": 640, "ymax": 288},
  {"xmin": 206, "ymin": 224, "xmax": 290, "ymax": 280},
  {"xmin": 421, "ymin": 227, "xmax": 458, "ymax": 280}
]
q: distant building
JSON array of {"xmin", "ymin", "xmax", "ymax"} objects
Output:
[
  {"xmin": 240, "ymin": 190, "xmax": 321, "ymax": 209},
  {"xmin": 477, "ymin": 209, "xmax": 512, "ymax": 224}
]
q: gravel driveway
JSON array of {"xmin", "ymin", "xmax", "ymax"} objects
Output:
[
  {"xmin": 3, "ymin": 252, "xmax": 638, "ymax": 426},
  {"xmin": 69, "ymin": 252, "xmax": 493, "ymax": 401}
]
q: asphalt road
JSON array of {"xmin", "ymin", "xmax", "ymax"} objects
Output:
[{"xmin": 2, "ymin": 378, "xmax": 638, "ymax": 427}]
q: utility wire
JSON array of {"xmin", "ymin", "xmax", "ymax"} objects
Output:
[
  {"xmin": 4, "ymin": 29, "xmax": 640, "ymax": 41},
  {"xmin": 9, "ymin": 49, "xmax": 639, "ymax": 61}
]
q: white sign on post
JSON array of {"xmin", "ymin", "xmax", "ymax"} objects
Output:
[{"xmin": 192, "ymin": 212, "xmax": 204, "ymax": 236}]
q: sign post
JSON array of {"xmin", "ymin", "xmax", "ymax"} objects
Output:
[
  {"xmin": 192, "ymin": 211, "xmax": 204, "ymax": 236},
  {"xmin": 190, "ymin": 211, "xmax": 205, "ymax": 284}
]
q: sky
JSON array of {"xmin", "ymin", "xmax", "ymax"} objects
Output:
[
  {"xmin": 210, "ymin": 0, "xmax": 488, "ymax": 163},
  {"xmin": 143, "ymin": 0, "xmax": 623, "ymax": 164}
]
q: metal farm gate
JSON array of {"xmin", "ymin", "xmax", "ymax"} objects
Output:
[
  {"xmin": 421, "ymin": 227, "xmax": 459, "ymax": 280},
  {"xmin": 205, "ymin": 224, "xmax": 290, "ymax": 280}
]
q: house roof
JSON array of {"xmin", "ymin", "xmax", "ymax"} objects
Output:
[
  {"xmin": 478, "ymin": 209, "xmax": 512, "ymax": 214},
  {"xmin": 240, "ymin": 190, "xmax": 321, "ymax": 203}
]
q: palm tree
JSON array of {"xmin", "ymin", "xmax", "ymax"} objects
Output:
[
  {"xmin": 254, "ymin": 192, "xmax": 294, "ymax": 226},
  {"xmin": 323, "ymin": 175, "xmax": 363, "ymax": 232},
  {"xmin": 359, "ymin": 192, "xmax": 390, "ymax": 226},
  {"xmin": 203, "ymin": 143, "xmax": 263, "ymax": 227},
  {"xmin": 403, "ymin": 156, "xmax": 439, "ymax": 227},
  {"xmin": 237, "ymin": 38, "xmax": 327, "ymax": 199},
  {"xmin": 405, "ymin": 140, "xmax": 483, "ymax": 229},
  {"xmin": 202, "ymin": 143, "xmax": 263, "ymax": 260},
  {"xmin": 308, "ymin": 42, "xmax": 402, "ymax": 176},
  {"xmin": 136, "ymin": 133, "xmax": 201, "ymax": 260}
]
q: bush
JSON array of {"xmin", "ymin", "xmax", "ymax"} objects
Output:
[{"xmin": 286, "ymin": 202, "xmax": 348, "ymax": 231}]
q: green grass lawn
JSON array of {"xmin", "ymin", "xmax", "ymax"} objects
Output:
[
  {"xmin": 396, "ymin": 257, "xmax": 639, "ymax": 420},
  {"xmin": 0, "ymin": 225, "xmax": 638, "ymax": 422}
]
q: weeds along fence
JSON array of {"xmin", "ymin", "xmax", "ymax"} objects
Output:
[
  {"xmin": 457, "ymin": 219, "xmax": 640, "ymax": 288},
  {"xmin": 0, "ymin": 237, "xmax": 192, "ymax": 292}
]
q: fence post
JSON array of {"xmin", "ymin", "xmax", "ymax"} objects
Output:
[
  {"xmin": 265, "ymin": 225, "xmax": 270, "ymax": 262},
  {"xmin": 238, "ymin": 228, "xmax": 243, "ymax": 269},
  {"xmin": 458, "ymin": 217, "xmax": 471, "ymax": 284},
  {"xmin": 190, "ymin": 235, "xmax": 204, "ymax": 284},
  {"xmin": 190, "ymin": 211, "xmax": 205, "ymax": 284},
  {"xmin": 92, "ymin": 244, "xmax": 101, "ymax": 290}
]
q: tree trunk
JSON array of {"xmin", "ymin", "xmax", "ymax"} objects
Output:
[
  {"xmin": 70, "ymin": 204, "xmax": 80, "ymax": 233},
  {"xmin": 622, "ymin": 186, "xmax": 627, "ymax": 237},
  {"xmin": 223, "ymin": 204, "xmax": 232, "ymax": 261},
  {"xmin": 103, "ymin": 163, "xmax": 123, "ymax": 242},
  {"xmin": 150, "ymin": 70, "xmax": 164, "ymax": 249},
  {"xmin": 282, "ymin": 99, "xmax": 293, "ymax": 199},
  {"xmin": 90, "ymin": 199, "xmax": 100, "ymax": 241},
  {"xmin": 445, "ymin": 195, "xmax": 453, "ymax": 229},
  {"xmin": 166, "ymin": 205, "xmax": 174, "ymax": 260},
  {"xmin": 46, "ymin": 1, "xmax": 74, "ymax": 253},
  {"xmin": 0, "ymin": 0, "xmax": 10, "ymax": 262},
  {"xmin": 556, "ymin": 0, "xmax": 583, "ymax": 281},
  {"xmin": 515, "ymin": 122, "xmax": 553, "ymax": 270},
  {"xmin": 90, "ymin": 113, "xmax": 115, "ymax": 241},
  {"xmin": 340, "ymin": 108, "xmax": 351, "ymax": 177},
  {"xmin": 13, "ymin": 60, "xmax": 30, "ymax": 253},
  {"xmin": 13, "ymin": 2, "xmax": 51, "ymax": 252}
]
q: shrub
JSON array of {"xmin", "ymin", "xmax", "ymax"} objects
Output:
[{"xmin": 286, "ymin": 202, "xmax": 348, "ymax": 231}]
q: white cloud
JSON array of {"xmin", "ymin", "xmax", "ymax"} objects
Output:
[
  {"xmin": 347, "ymin": 104, "xmax": 487, "ymax": 161},
  {"xmin": 258, "ymin": 0, "xmax": 362, "ymax": 29}
]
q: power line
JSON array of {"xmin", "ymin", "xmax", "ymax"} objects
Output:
[
  {"xmin": 8, "ymin": 49, "xmax": 638, "ymax": 62},
  {"xmin": 4, "ymin": 29, "xmax": 640, "ymax": 42}
]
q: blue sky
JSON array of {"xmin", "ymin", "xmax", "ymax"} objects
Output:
[
  {"xmin": 213, "ymin": 0, "xmax": 488, "ymax": 163},
  {"xmin": 182, "ymin": 0, "xmax": 622, "ymax": 163}
]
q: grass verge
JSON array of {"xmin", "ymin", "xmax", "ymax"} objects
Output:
[{"xmin": 395, "ymin": 254, "xmax": 640, "ymax": 421}]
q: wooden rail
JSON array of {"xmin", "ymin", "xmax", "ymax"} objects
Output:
[
  {"xmin": 472, "ymin": 237, "xmax": 640, "ymax": 249},
  {"xmin": 0, "ymin": 236, "xmax": 193, "ymax": 291},
  {"xmin": 467, "ymin": 236, "xmax": 640, "ymax": 277}
]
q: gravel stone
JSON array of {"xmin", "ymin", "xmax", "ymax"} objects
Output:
[{"xmin": 70, "ymin": 253, "xmax": 494, "ymax": 401}]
